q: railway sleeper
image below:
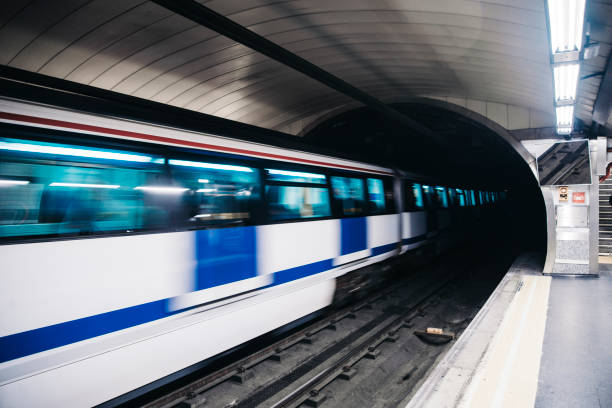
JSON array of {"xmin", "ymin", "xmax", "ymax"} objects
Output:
[
  {"xmin": 175, "ymin": 392, "xmax": 207, "ymax": 408},
  {"xmin": 338, "ymin": 366, "xmax": 358, "ymax": 381},
  {"xmin": 304, "ymin": 390, "xmax": 327, "ymax": 407},
  {"xmin": 230, "ymin": 368, "xmax": 255, "ymax": 384}
]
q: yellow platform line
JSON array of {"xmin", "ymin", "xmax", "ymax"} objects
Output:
[{"xmin": 459, "ymin": 274, "xmax": 551, "ymax": 408}]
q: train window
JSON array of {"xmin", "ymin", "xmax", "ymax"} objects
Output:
[
  {"xmin": 383, "ymin": 178, "xmax": 396, "ymax": 213},
  {"xmin": 169, "ymin": 159, "xmax": 260, "ymax": 226},
  {"xmin": 330, "ymin": 176, "xmax": 366, "ymax": 216},
  {"xmin": 447, "ymin": 188, "xmax": 456, "ymax": 207},
  {"xmin": 456, "ymin": 189, "xmax": 466, "ymax": 206},
  {"xmin": 0, "ymin": 137, "xmax": 167, "ymax": 239},
  {"xmin": 435, "ymin": 186, "xmax": 448, "ymax": 208},
  {"xmin": 367, "ymin": 178, "xmax": 386, "ymax": 214},
  {"xmin": 470, "ymin": 190, "xmax": 477, "ymax": 206},
  {"xmin": 404, "ymin": 182, "xmax": 424, "ymax": 211},
  {"xmin": 266, "ymin": 185, "xmax": 331, "ymax": 221},
  {"xmin": 265, "ymin": 168, "xmax": 331, "ymax": 221},
  {"xmin": 413, "ymin": 183, "xmax": 424, "ymax": 209},
  {"xmin": 421, "ymin": 185, "xmax": 433, "ymax": 208}
]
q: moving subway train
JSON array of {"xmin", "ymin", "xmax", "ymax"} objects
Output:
[{"xmin": 0, "ymin": 97, "xmax": 502, "ymax": 407}]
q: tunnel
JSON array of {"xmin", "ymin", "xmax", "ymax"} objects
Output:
[{"xmin": 303, "ymin": 99, "xmax": 548, "ymax": 254}]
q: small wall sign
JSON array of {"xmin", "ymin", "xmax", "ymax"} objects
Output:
[
  {"xmin": 558, "ymin": 186, "xmax": 568, "ymax": 202},
  {"xmin": 572, "ymin": 191, "xmax": 585, "ymax": 204}
]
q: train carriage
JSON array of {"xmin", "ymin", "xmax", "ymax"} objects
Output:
[{"xmin": 0, "ymin": 97, "xmax": 499, "ymax": 407}]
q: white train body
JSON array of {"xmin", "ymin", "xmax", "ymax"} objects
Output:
[{"xmin": 0, "ymin": 98, "xmax": 496, "ymax": 407}]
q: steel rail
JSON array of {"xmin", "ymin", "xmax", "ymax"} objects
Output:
[
  {"xmin": 267, "ymin": 273, "xmax": 457, "ymax": 408},
  {"xmin": 142, "ymin": 281, "xmax": 401, "ymax": 408}
]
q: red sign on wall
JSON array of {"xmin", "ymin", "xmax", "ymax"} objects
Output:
[{"xmin": 572, "ymin": 192, "xmax": 585, "ymax": 204}]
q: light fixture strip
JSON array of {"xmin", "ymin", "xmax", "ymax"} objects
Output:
[
  {"xmin": 553, "ymin": 64, "xmax": 579, "ymax": 101},
  {"xmin": 548, "ymin": 0, "xmax": 586, "ymax": 53},
  {"xmin": 547, "ymin": 0, "xmax": 586, "ymax": 135}
]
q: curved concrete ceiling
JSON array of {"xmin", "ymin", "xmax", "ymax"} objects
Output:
[{"xmin": 0, "ymin": 0, "xmax": 561, "ymax": 134}]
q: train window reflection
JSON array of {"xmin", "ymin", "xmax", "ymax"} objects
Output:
[
  {"xmin": 367, "ymin": 178, "xmax": 386, "ymax": 214},
  {"xmin": 331, "ymin": 176, "xmax": 365, "ymax": 216},
  {"xmin": 413, "ymin": 183, "xmax": 424, "ymax": 209},
  {"xmin": 266, "ymin": 185, "xmax": 331, "ymax": 221},
  {"xmin": 403, "ymin": 182, "xmax": 423, "ymax": 211},
  {"xmin": 435, "ymin": 186, "xmax": 448, "ymax": 208},
  {"xmin": 170, "ymin": 160, "xmax": 260, "ymax": 226},
  {"xmin": 0, "ymin": 138, "xmax": 155, "ymax": 163},
  {"xmin": 456, "ymin": 189, "xmax": 466, "ymax": 206},
  {"xmin": 0, "ymin": 138, "xmax": 167, "ymax": 238}
]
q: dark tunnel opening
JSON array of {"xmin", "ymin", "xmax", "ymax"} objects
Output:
[{"xmin": 303, "ymin": 102, "xmax": 547, "ymax": 255}]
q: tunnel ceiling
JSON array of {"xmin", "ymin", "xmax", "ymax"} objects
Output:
[{"xmin": 0, "ymin": 0, "xmax": 560, "ymax": 136}]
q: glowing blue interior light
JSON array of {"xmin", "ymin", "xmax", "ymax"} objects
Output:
[
  {"xmin": 267, "ymin": 169, "xmax": 325, "ymax": 179},
  {"xmin": 50, "ymin": 182, "xmax": 120, "ymax": 189},
  {"xmin": 169, "ymin": 159, "xmax": 253, "ymax": 173},
  {"xmin": 0, "ymin": 140, "xmax": 154, "ymax": 162},
  {"xmin": 0, "ymin": 179, "xmax": 29, "ymax": 186},
  {"xmin": 134, "ymin": 186, "xmax": 189, "ymax": 194}
]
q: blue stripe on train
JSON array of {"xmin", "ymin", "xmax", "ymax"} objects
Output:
[
  {"xmin": 195, "ymin": 226, "xmax": 257, "ymax": 290},
  {"xmin": 402, "ymin": 234, "xmax": 427, "ymax": 245},
  {"xmin": 0, "ymin": 298, "xmax": 174, "ymax": 364},
  {"xmin": 371, "ymin": 242, "xmax": 398, "ymax": 256},
  {"xmin": 272, "ymin": 259, "xmax": 334, "ymax": 285},
  {"xmin": 0, "ymin": 242, "xmax": 397, "ymax": 364},
  {"xmin": 340, "ymin": 217, "xmax": 366, "ymax": 255}
]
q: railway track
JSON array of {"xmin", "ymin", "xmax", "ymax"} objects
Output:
[{"xmin": 134, "ymin": 247, "xmax": 509, "ymax": 408}]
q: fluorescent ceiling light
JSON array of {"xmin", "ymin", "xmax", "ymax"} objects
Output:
[
  {"xmin": 134, "ymin": 186, "xmax": 188, "ymax": 194},
  {"xmin": 557, "ymin": 126, "xmax": 572, "ymax": 134},
  {"xmin": 169, "ymin": 159, "xmax": 252, "ymax": 173},
  {"xmin": 547, "ymin": 0, "xmax": 586, "ymax": 53},
  {"xmin": 555, "ymin": 105, "xmax": 574, "ymax": 127},
  {"xmin": 50, "ymin": 182, "xmax": 119, "ymax": 189},
  {"xmin": 196, "ymin": 188, "xmax": 216, "ymax": 193},
  {"xmin": 553, "ymin": 64, "xmax": 579, "ymax": 101},
  {"xmin": 198, "ymin": 179, "xmax": 210, "ymax": 183},
  {"xmin": 0, "ymin": 179, "xmax": 29, "ymax": 186},
  {"xmin": 266, "ymin": 169, "xmax": 325, "ymax": 179},
  {"xmin": 0, "ymin": 140, "xmax": 153, "ymax": 163}
]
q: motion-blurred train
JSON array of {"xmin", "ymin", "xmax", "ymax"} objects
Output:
[{"xmin": 0, "ymin": 97, "xmax": 503, "ymax": 407}]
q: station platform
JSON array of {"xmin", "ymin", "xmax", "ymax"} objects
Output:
[{"xmin": 406, "ymin": 253, "xmax": 612, "ymax": 408}]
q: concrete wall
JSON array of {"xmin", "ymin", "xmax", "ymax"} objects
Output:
[{"xmin": 426, "ymin": 96, "xmax": 555, "ymax": 131}]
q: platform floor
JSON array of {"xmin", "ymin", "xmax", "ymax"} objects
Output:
[
  {"xmin": 406, "ymin": 255, "xmax": 612, "ymax": 408},
  {"xmin": 536, "ymin": 267, "xmax": 612, "ymax": 407}
]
